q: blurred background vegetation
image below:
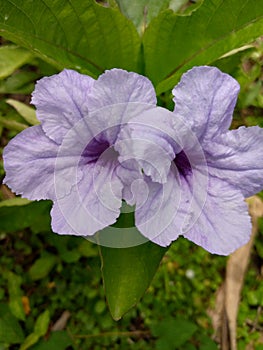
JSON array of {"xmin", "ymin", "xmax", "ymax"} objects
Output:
[{"xmin": 0, "ymin": 36, "xmax": 263, "ymax": 350}]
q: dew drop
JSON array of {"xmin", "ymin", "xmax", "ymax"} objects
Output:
[{"xmin": 4, "ymin": 14, "xmax": 9, "ymax": 21}]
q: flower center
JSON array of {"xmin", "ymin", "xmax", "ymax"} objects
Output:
[
  {"xmin": 174, "ymin": 150, "xmax": 192, "ymax": 177},
  {"xmin": 81, "ymin": 137, "xmax": 111, "ymax": 164}
]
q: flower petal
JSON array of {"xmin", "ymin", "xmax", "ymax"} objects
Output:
[
  {"xmin": 31, "ymin": 69, "xmax": 94, "ymax": 144},
  {"xmin": 86, "ymin": 102, "xmax": 157, "ymax": 147},
  {"xmin": 133, "ymin": 169, "xmax": 187, "ymax": 246},
  {"xmin": 205, "ymin": 126, "xmax": 263, "ymax": 197},
  {"xmin": 3, "ymin": 125, "xmax": 59, "ymax": 200},
  {"xmin": 87, "ymin": 68, "xmax": 157, "ymax": 111},
  {"xmin": 115, "ymin": 158, "xmax": 143, "ymax": 205},
  {"xmin": 172, "ymin": 66, "xmax": 240, "ymax": 141},
  {"xmin": 183, "ymin": 176, "xmax": 251, "ymax": 255},
  {"xmin": 134, "ymin": 162, "xmax": 209, "ymax": 247},
  {"xmin": 50, "ymin": 102, "xmax": 157, "ymax": 203},
  {"xmin": 116, "ymin": 105, "xmax": 208, "ymax": 188},
  {"xmin": 51, "ymin": 152, "xmax": 123, "ymax": 236},
  {"xmin": 116, "ymin": 126, "xmax": 174, "ymax": 184},
  {"xmin": 116, "ymin": 107, "xmax": 195, "ymax": 184}
]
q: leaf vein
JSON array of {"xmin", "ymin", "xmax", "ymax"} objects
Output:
[{"xmin": 164, "ymin": 14, "xmax": 263, "ymax": 81}]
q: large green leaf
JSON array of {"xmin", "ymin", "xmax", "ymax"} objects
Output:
[
  {"xmin": 100, "ymin": 240, "xmax": 167, "ymax": 320},
  {"xmin": 0, "ymin": 0, "xmax": 141, "ymax": 76},
  {"xmin": 143, "ymin": 0, "xmax": 263, "ymax": 94}
]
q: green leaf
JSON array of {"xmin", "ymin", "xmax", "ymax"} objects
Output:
[
  {"xmin": 100, "ymin": 240, "xmax": 167, "ymax": 320},
  {"xmin": 6, "ymin": 271, "xmax": 22, "ymax": 296},
  {"xmin": 143, "ymin": 0, "xmax": 263, "ymax": 94},
  {"xmin": 0, "ymin": 303, "xmax": 25, "ymax": 344},
  {"xmin": 0, "ymin": 117, "xmax": 27, "ymax": 132},
  {"xmin": 6, "ymin": 272, "xmax": 25, "ymax": 321},
  {"xmin": 0, "ymin": 70, "xmax": 38, "ymax": 94},
  {"xmin": 0, "ymin": 45, "xmax": 33, "ymax": 79},
  {"xmin": 19, "ymin": 311, "xmax": 50, "ymax": 350},
  {"xmin": 9, "ymin": 298, "xmax": 25, "ymax": 321},
  {"xmin": 0, "ymin": 200, "xmax": 52, "ymax": 233},
  {"xmin": 214, "ymin": 46, "xmax": 253, "ymax": 76},
  {"xmin": 116, "ymin": 0, "xmax": 170, "ymax": 35},
  {"xmin": 115, "ymin": 0, "xmax": 202, "ymax": 35},
  {"xmin": 29, "ymin": 253, "xmax": 57, "ymax": 281},
  {"xmin": 59, "ymin": 250, "xmax": 81, "ymax": 264},
  {"xmin": 78, "ymin": 239, "xmax": 98, "ymax": 258},
  {"xmin": 0, "ymin": 0, "xmax": 141, "ymax": 75},
  {"xmin": 151, "ymin": 318, "xmax": 198, "ymax": 349},
  {"xmin": 20, "ymin": 333, "xmax": 40, "ymax": 350},
  {"xmin": 0, "ymin": 197, "xmax": 31, "ymax": 208},
  {"xmin": 6, "ymin": 99, "xmax": 39, "ymax": 125},
  {"xmin": 34, "ymin": 310, "xmax": 50, "ymax": 337},
  {"xmin": 31, "ymin": 331, "xmax": 72, "ymax": 350},
  {"xmin": 198, "ymin": 335, "xmax": 218, "ymax": 350}
]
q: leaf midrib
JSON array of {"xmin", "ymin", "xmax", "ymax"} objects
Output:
[
  {"xmin": 0, "ymin": 26, "xmax": 105, "ymax": 73},
  {"xmin": 1, "ymin": 0, "xmax": 106, "ymax": 73},
  {"xmin": 158, "ymin": 12, "xmax": 263, "ymax": 88},
  {"xmin": 1, "ymin": 0, "xmax": 135, "ymax": 75}
]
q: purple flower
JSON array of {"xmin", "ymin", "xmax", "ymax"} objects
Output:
[
  {"xmin": 116, "ymin": 66, "xmax": 263, "ymax": 255},
  {"xmin": 3, "ymin": 66, "xmax": 263, "ymax": 255},
  {"xmin": 3, "ymin": 68, "xmax": 157, "ymax": 237}
]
